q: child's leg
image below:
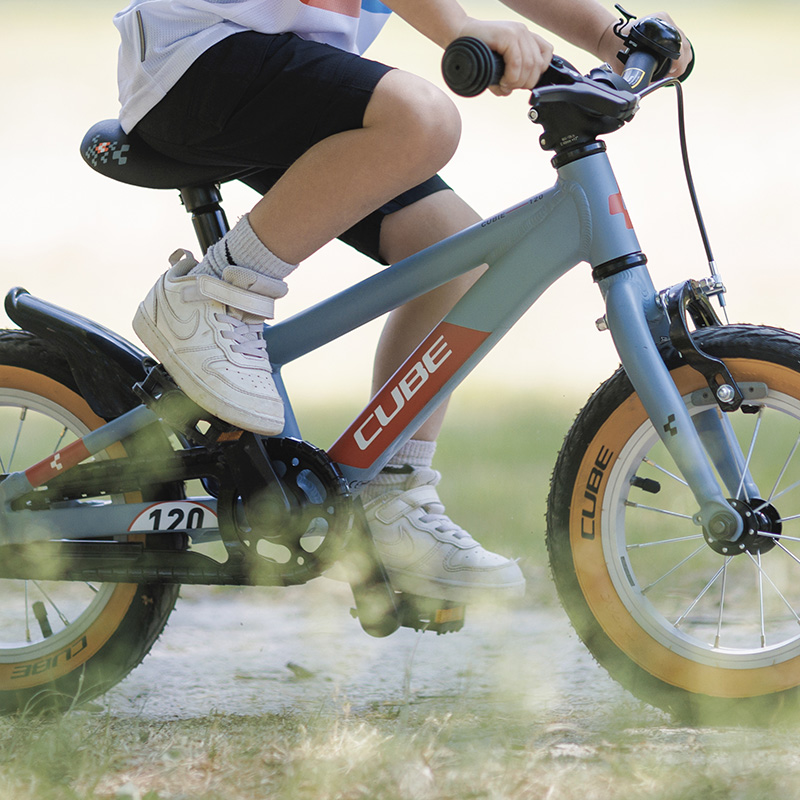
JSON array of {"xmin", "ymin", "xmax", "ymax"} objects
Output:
[
  {"xmin": 372, "ymin": 188, "xmax": 485, "ymax": 442},
  {"xmin": 224, "ymin": 68, "xmax": 521, "ymax": 603},
  {"xmin": 134, "ymin": 47, "xmax": 464, "ymax": 436},
  {"xmin": 245, "ymin": 68, "xmax": 462, "ymax": 265},
  {"xmin": 132, "ymin": 33, "xmax": 523, "ymax": 601},
  {"xmin": 356, "ymin": 189, "xmax": 525, "ymax": 604}
]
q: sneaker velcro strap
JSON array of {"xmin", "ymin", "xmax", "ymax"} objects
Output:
[
  {"xmin": 196, "ymin": 274, "xmax": 281, "ymax": 319},
  {"xmin": 373, "ymin": 485, "xmax": 441, "ymax": 524}
]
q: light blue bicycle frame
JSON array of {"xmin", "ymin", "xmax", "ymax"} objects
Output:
[
  {"xmin": 266, "ymin": 145, "xmax": 744, "ymax": 541},
  {"xmin": 0, "ymin": 144, "xmax": 747, "ymax": 545}
]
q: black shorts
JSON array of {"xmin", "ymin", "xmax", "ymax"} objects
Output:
[{"xmin": 135, "ymin": 30, "xmax": 450, "ymax": 263}]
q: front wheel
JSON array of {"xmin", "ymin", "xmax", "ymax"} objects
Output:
[{"xmin": 547, "ymin": 325, "xmax": 800, "ymax": 723}]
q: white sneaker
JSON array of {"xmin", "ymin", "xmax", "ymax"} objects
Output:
[
  {"xmin": 133, "ymin": 249, "xmax": 287, "ymax": 435},
  {"xmin": 364, "ymin": 467, "xmax": 525, "ymax": 603}
]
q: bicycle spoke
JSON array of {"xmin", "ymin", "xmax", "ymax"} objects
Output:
[
  {"xmin": 641, "ymin": 544, "xmax": 707, "ymax": 594},
  {"xmin": 754, "ymin": 530, "xmax": 800, "ymax": 543},
  {"xmin": 24, "ymin": 582, "xmax": 31, "ymax": 644},
  {"xmin": 756, "ymin": 552, "xmax": 766, "ymax": 647},
  {"xmin": 627, "ymin": 533, "xmax": 704, "ymax": 550},
  {"xmin": 776, "ymin": 542, "xmax": 800, "ymax": 570},
  {"xmin": 674, "ymin": 561, "xmax": 727, "ymax": 628},
  {"xmin": 52, "ymin": 425, "xmax": 68, "ymax": 455},
  {"xmin": 753, "ymin": 483, "xmax": 800, "ymax": 522},
  {"xmin": 767, "ymin": 431, "xmax": 800, "ymax": 504},
  {"xmin": 735, "ymin": 408, "xmax": 763, "ymax": 502},
  {"xmin": 767, "ymin": 476, "xmax": 800, "ymax": 505},
  {"xmin": 745, "ymin": 551, "xmax": 800, "ymax": 627},
  {"xmin": 32, "ymin": 582, "xmax": 71, "ymax": 627},
  {"xmin": 624, "ymin": 500, "xmax": 694, "ymax": 520},
  {"xmin": 7, "ymin": 407, "xmax": 26, "ymax": 472},
  {"xmin": 714, "ymin": 558, "xmax": 729, "ymax": 648},
  {"xmin": 642, "ymin": 457, "xmax": 688, "ymax": 487}
]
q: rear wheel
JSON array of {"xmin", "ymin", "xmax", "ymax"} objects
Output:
[
  {"xmin": 547, "ymin": 325, "xmax": 800, "ymax": 723},
  {"xmin": 0, "ymin": 330, "xmax": 182, "ymax": 713}
]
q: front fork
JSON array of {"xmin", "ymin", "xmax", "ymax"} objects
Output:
[{"xmin": 599, "ymin": 265, "xmax": 746, "ymax": 542}]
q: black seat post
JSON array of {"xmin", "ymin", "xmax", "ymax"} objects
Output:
[{"xmin": 179, "ymin": 185, "xmax": 230, "ymax": 253}]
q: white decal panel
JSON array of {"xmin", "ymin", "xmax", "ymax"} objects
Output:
[{"xmin": 128, "ymin": 501, "xmax": 217, "ymax": 532}]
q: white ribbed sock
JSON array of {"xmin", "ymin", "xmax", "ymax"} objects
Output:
[
  {"xmin": 390, "ymin": 439, "xmax": 437, "ymax": 469},
  {"xmin": 191, "ymin": 214, "xmax": 297, "ymax": 281},
  {"xmin": 360, "ymin": 439, "xmax": 437, "ymax": 504}
]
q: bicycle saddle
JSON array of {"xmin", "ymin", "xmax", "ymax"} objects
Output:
[{"xmin": 80, "ymin": 119, "xmax": 253, "ymax": 190}]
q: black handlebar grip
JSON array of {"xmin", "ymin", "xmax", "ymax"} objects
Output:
[
  {"xmin": 620, "ymin": 48, "xmax": 659, "ymax": 91},
  {"xmin": 442, "ymin": 37, "xmax": 505, "ymax": 97},
  {"xmin": 621, "ymin": 16, "xmax": 683, "ymax": 89}
]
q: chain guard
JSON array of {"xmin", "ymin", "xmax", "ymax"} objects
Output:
[{"xmin": 216, "ymin": 436, "xmax": 354, "ymax": 585}]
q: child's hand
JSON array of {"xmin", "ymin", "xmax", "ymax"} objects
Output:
[
  {"xmin": 455, "ymin": 18, "xmax": 554, "ymax": 95},
  {"xmin": 598, "ymin": 11, "xmax": 694, "ymax": 81}
]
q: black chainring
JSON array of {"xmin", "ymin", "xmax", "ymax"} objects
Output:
[{"xmin": 216, "ymin": 436, "xmax": 354, "ymax": 585}]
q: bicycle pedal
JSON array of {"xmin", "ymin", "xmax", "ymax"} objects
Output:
[
  {"xmin": 134, "ymin": 365, "xmax": 236, "ymax": 444},
  {"xmin": 398, "ymin": 594, "xmax": 466, "ymax": 635}
]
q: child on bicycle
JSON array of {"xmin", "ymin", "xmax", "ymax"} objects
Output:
[{"xmin": 113, "ymin": 0, "xmax": 693, "ymax": 604}]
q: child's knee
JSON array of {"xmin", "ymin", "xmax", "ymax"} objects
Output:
[
  {"xmin": 412, "ymin": 80, "xmax": 462, "ymax": 164},
  {"xmin": 367, "ymin": 70, "xmax": 461, "ymax": 171}
]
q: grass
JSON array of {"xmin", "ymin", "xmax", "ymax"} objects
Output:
[{"xmin": 5, "ymin": 701, "xmax": 800, "ymax": 799}]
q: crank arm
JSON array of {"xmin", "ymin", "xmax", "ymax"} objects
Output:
[{"xmin": 342, "ymin": 503, "xmax": 402, "ymax": 638}]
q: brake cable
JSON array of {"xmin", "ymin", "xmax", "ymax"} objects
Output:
[{"xmin": 640, "ymin": 77, "xmax": 728, "ymax": 321}]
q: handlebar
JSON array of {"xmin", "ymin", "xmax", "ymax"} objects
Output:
[
  {"xmin": 618, "ymin": 16, "xmax": 682, "ymax": 89},
  {"xmin": 619, "ymin": 48, "xmax": 660, "ymax": 91},
  {"xmin": 441, "ymin": 16, "xmax": 683, "ymax": 98},
  {"xmin": 441, "ymin": 19, "xmax": 684, "ymax": 157},
  {"xmin": 440, "ymin": 37, "xmax": 505, "ymax": 97}
]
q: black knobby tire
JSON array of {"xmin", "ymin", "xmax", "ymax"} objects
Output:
[
  {"xmin": 0, "ymin": 330, "xmax": 182, "ymax": 713},
  {"xmin": 547, "ymin": 324, "xmax": 800, "ymax": 723}
]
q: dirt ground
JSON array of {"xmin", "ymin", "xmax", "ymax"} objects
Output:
[{"xmin": 103, "ymin": 579, "xmax": 624, "ymax": 723}]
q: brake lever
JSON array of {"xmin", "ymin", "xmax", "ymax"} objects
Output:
[{"xmin": 534, "ymin": 56, "xmax": 583, "ymax": 88}]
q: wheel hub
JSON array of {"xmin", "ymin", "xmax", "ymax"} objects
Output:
[{"xmin": 703, "ymin": 497, "xmax": 781, "ymax": 556}]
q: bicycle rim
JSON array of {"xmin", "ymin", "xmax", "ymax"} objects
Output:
[
  {"xmin": 0, "ymin": 368, "xmax": 138, "ymax": 691},
  {"xmin": 571, "ymin": 355, "xmax": 800, "ymax": 699}
]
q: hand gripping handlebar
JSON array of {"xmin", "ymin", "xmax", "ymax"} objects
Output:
[{"xmin": 441, "ymin": 16, "xmax": 683, "ymax": 98}]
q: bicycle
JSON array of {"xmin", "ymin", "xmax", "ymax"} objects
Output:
[{"xmin": 0, "ymin": 13, "xmax": 797, "ymax": 723}]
